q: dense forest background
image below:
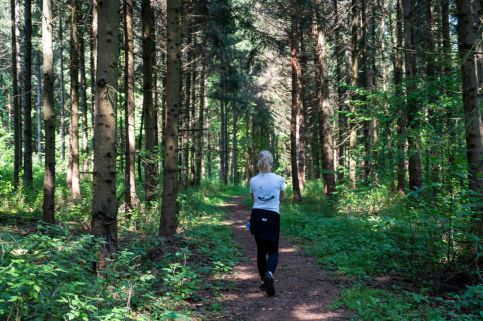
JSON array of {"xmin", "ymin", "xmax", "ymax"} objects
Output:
[{"xmin": 0, "ymin": 0, "xmax": 481, "ymax": 320}]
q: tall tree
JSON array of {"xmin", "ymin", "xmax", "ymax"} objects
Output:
[
  {"xmin": 333, "ymin": 0, "xmax": 346, "ymax": 181},
  {"xmin": 403, "ymin": 0, "xmax": 422, "ymax": 191},
  {"xmin": 11, "ymin": 0, "xmax": 21, "ymax": 188},
  {"xmin": 290, "ymin": 0, "xmax": 302, "ymax": 202},
  {"xmin": 394, "ymin": 0, "xmax": 405, "ymax": 193},
  {"xmin": 79, "ymin": 19, "xmax": 89, "ymax": 175},
  {"xmin": 160, "ymin": 0, "xmax": 182, "ymax": 236},
  {"xmin": 58, "ymin": 8, "xmax": 66, "ymax": 161},
  {"xmin": 124, "ymin": 0, "xmax": 137, "ymax": 208},
  {"xmin": 42, "ymin": 0, "xmax": 55, "ymax": 224},
  {"xmin": 68, "ymin": 0, "xmax": 81, "ymax": 198},
  {"xmin": 456, "ymin": 0, "xmax": 483, "ymax": 237},
  {"xmin": 23, "ymin": 0, "xmax": 33, "ymax": 185},
  {"xmin": 195, "ymin": 52, "xmax": 205, "ymax": 186},
  {"xmin": 348, "ymin": 0, "xmax": 359, "ymax": 189},
  {"xmin": 142, "ymin": 0, "xmax": 157, "ymax": 203},
  {"xmin": 312, "ymin": 0, "xmax": 335, "ymax": 196},
  {"xmin": 91, "ymin": 0, "xmax": 120, "ymax": 268}
]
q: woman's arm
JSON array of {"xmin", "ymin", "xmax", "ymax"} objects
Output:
[{"xmin": 280, "ymin": 191, "xmax": 284, "ymax": 203}]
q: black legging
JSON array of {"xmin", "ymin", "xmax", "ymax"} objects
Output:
[
  {"xmin": 250, "ymin": 208, "xmax": 280, "ymax": 280},
  {"xmin": 255, "ymin": 236, "xmax": 279, "ymax": 280}
]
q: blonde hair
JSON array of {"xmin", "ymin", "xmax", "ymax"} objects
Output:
[{"xmin": 257, "ymin": 150, "xmax": 274, "ymax": 173}]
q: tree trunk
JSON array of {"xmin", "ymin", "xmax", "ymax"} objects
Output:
[
  {"xmin": 394, "ymin": 0, "xmax": 405, "ymax": 193},
  {"xmin": 403, "ymin": 0, "xmax": 422, "ymax": 191},
  {"xmin": 11, "ymin": 0, "xmax": 20, "ymax": 188},
  {"xmin": 68, "ymin": 0, "xmax": 81, "ymax": 198},
  {"xmin": 349, "ymin": 0, "xmax": 359, "ymax": 189},
  {"xmin": 426, "ymin": 0, "xmax": 439, "ymax": 185},
  {"xmin": 79, "ymin": 27, "xmax": 89, "ymax": 175},
  {"xmin": 59, "ymin": 8, "xmax": 66, "ymax": 162},
  {"xmin": 91, "ymin": 0, "xmax": 120, "ymax": 269},
  {"xmin": 456, "ymin": 0, "xmax": 483, "ymax": 238},
  {"xmin": 190, "ymin": 50, "xmax": 197, "ymax": 186},
  {"xmin": 195, "ymin": 51, "xmax": 205, "ymax": 186},
  {"xmin": 290, "ymin": 0, "xmax": 302, "ymax": 202},
  {"xmin": 232, "ymin": 106, "xmax": 239, "ymax": 185},
  {"xmin": 312, "ymin": 1, "xmax": 336, "ymax": 196},
  {"xmin": 36, "ymin": 63, "xmax": 42, "ymax": 164},
  {"xmin": 90, "ymin": 0, "xmax": 98, "ymax": 139},
  {"xmin": 183, "ymin": 34, "xmax": 192, "ymax": 188},
  {"xmin": 42, "ymin": 0, "xmax": 55, "ymax": 224},
  {"xmin": 142, "ymin": 0, "xmax": 157, "ymax": 203},
  {"xmin": 333, "ymin": 0, "xmax": 346, "ymax": 182},
  {"xmin": 123, "ymin": 0, "xmax": 137, "ymax": 208},
  {"xmin": 23, "ymin": 0, "xmax": 33, "ymax": 185},
  {"xmin": 160, "ymin": 0, "xmax": 182, "ymax": 236}
]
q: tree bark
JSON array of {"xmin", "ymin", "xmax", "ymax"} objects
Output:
[
  {"xmin": 68, "ymin": 0, "xmax": 81, "ymax": 198},
  {"xmin": 124, "ymin": 0, "xmax": 137, "ymax": 208},
  {"xmin": 290, "ymin": 0, "xmax": 302, "ymax": 202},
  {"xmin": 23, "ymin": 0, "xmax": 33, "ymax": 185},
  {"xmin": 403, "ymin": 0, "xmax": 422, "ymax": 191},
  {"xmin": 42, "ymin": 0, "xmax": 55, "ymax": 224},
  {"xmin": 394, "ymin": 0, "xmax": 405, "ymax": 193},
  {"xmin": 195, "ymin": 56, "xmax": 205, "ymax": 186},
  {"xmin": 160, "ymin": 0, "xmax": 182, "ymax": 236},
  {"xmin": 142, "ymin": 0, "xmax": 158, "ymax": 203},
  {"xmin": 312, "ymin": 0, "xmax": 335, "ymax": 196},
  {"xmin": 456, "ymin": 0, "xmax": 483, "ymax": 237},
  {"xmin": 349, "ymin": 0, "xmax": 359, "ymax": 189},
  {"xmin": 59, "ymin": 8, "xmax": 66, "ymax": 161},
  {"xmin": 333, "ymin": 0, "xmax": 346, "ymax": 182},
  {"xmin": 91, "ymin": 0, "xmax": 98, "ymax": 138},
  {"xmin": 36, "ymin": 63, "xmax": 42, "ymax": 164},
  {"xmin": 79, "ymin": 24, "xmax": 89, "ymax": 175},
  {"xmin": 91, "ymin": 0, "xmax": 120, "ymax": 268},
  {"xmin": 232, "ymin": 105, "xmax": 239, "ymax": 185},
  {"xmin": 11, "ymin": 0, "xmax": 20, "ymax": 188}
]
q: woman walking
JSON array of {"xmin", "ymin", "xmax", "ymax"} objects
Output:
[{"xmin": 249, "ymin": 150, "xmax": 284, "ymax": 296}]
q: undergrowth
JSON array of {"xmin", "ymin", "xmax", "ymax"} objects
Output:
[
  {"xmin": 0, "ymin": 182, "xmax": 241, "ymax": 320},
  {"xmin": 280, "ymin": 181, "xmax": 482, "ymax": 321}
]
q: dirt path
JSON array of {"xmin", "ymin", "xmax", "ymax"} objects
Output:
[{"xmin": 218, "ymin": 197, "xmax": 350, "ymax": 321}]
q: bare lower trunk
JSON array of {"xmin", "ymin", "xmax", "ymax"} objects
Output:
[
  {"xmin": 160, "ymin": 0, "xmax": 182, "ymax": 236},
  {"xmin": 349, "ymin": 0, "xmax": 359, "ymax": 189},
  {"xmin": 42, "ymin": 0, "xmax": 55, "ymax": 224},
  {"xmin": 195, "ymin": 54, "xmax": 205, "ymax": 186},
  {"xmin": 394, "ymin": 0, "xmax": 405, "ymax": 193},
  {"xmin": 79, "ymin": 30, "xmax": 89, "ymax": 175},
  {"xmin": 403, "ymin": 0, "xmax": 422, "ymax": 191},
  {"xmin": 59, "ymin": 9, "xmax": 66, "ymax": 161},
  {"xmin": 456, "ymin": 0, "xmax": 483, "ymax": 241},
  {"xmin": 11, "ymin": 0, "xmax": 20, "ymax": 188},
  {"xmin": 124, "ymin": 0, "xmax": 137, "ymax": 208},
  {"xmin": 312, "ymin": 1, "xmax": 335, "ymax": 196},
  {"xmin": 23, "ymin": 0, "xmax": 33, "ymax": 185},
  {"xmin": 142, "ymin": 0, "xmax": 157, "ymax": 203},
  {"xmin": 91, "ymin": 0, "xmax": 120, "ymax": 269},
  {"xmin": 68, "ymin": 0, "xmax": 81, "ymax": 198},
  {"xmin": 290, "ymin": 0, "xmax": 302, "ymax": 202}
]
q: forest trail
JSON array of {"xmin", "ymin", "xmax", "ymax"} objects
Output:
[{"xmin": 218, "ymin": 197, "xmax": 350, "ymax": 321}]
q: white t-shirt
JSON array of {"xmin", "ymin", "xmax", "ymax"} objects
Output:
[{"xmin": 249, "ymin": 173, "xmax": 285, "ymax": 214}]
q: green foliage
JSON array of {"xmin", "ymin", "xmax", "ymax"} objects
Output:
[
  {"xmin": 331, "ymin": 285, "xmax": 446, "ymax": 321},
  {"xmin": 281, "ymin": 180, "xmax": 481, "ymax": 320},
  {"xmin": 0, "ymin": 184, "xmax": 240, "ymax": 320}
]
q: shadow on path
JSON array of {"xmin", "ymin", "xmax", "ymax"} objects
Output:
[{"xmin": 217, "ymin": 197, "xmax": 351, "ymax": 321}]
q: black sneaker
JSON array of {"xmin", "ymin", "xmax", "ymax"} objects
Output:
[
  {"xmin": 263, "ymin": 272, "xmax": 275, "ymax": 296},
  {"xmin": 259, "ymin": 283, "xmax": 266, "ymax": 291}
]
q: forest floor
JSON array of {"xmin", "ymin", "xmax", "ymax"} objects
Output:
[{"xmin": 217, "ymin": 197, "xmax": 351, "ymax": 321}]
